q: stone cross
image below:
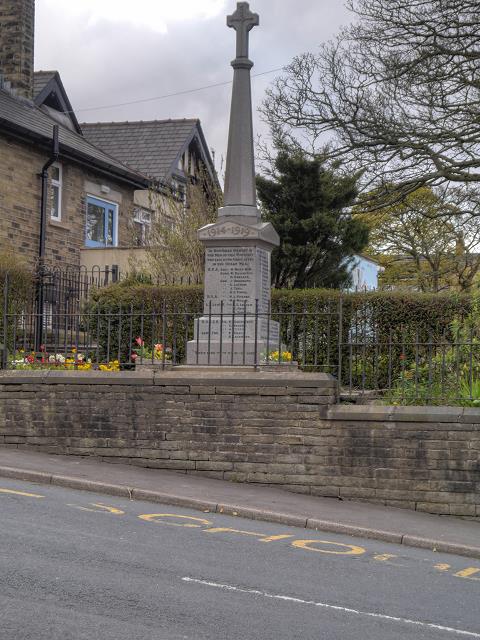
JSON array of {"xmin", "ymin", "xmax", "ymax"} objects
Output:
[{"xmin": 227, "ymin": 2, "xmax": 259, "ymax": 59}]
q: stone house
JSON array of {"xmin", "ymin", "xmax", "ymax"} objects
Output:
[
  {"xmin": 349, "ymin": 254, "xmax": 384, "ymax": 291},
  {"xmin": 0, "ymin": 0, "xmax": 218, "ymax": 276},
  {"xmin": 0, "ymin": 1, "xmax": 150, "ymax": 271},
  {"xmin": 81, "ymin": 119, "xmax": 219, "ymax": 273}
]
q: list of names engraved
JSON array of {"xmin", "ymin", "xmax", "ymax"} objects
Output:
[
  {"xmin": 204, "ymin": 247, "xmax": 256, "ymax": 311},
  {"xmin": 256, "ymin": 248, "xmax": 270, "ymax": 312}
]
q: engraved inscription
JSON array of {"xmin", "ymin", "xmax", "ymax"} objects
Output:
[
  {"xmin": 204, "ymin": 247, "xmax": 256, "ymax": 312},
  {"xmin": 256, "ymin": 247, "xmax": 270, "ymax": 312},
  {"xmin": 204, "ymin": 223, "xmax": 255, "ymax": 239}
]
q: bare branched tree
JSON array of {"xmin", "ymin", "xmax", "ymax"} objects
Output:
[
  {"xmin": 145, "ymin": 170, "xmax": 221, "ymax": 281},
  {"xmin": 262, "ymin": 0, "xmax": 480, "ymax": 210}
]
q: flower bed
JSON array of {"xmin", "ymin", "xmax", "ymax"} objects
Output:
[
  {"xmin": 130, "ymin": 337, "xmax": 172, "ymax": 365},
  {"xmin": 9, "ymin": 347, "xmax": 120, "ymax": 372}
]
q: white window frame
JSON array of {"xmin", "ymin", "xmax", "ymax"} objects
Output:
[
  {"xmin": 50, "ymin": 162, "xmax": 62, "ymax": 221},
  {"xmin": 133, "ymin": 208, "xmax": 151, "ymax": 246}
]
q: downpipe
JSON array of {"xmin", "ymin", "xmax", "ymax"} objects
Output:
[{"xmin": 35, "ymin": 125, "xmax": 60, "ymax": 352}]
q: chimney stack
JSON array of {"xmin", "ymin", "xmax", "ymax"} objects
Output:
[{"xmin": 0, "ymin": 0, "xmax": 35, "ymax": 99}]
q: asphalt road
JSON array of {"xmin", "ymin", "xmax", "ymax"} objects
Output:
[{"xmin": 0, "ymin": 478, "xmax": 479, "ymax": 640}]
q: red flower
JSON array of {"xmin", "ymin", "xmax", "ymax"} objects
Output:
[
  {"xmin": 399, "ymin": 354, "xmax": 406, "ymax": 361},
  {"xmin": 40, "ymin": 344, "xmax": 46, "ymax": 352},
  {"xmin": 135, "ymin": 337, "xmax": 144, "ymax": 347},
  {"xmin": 131, "ymin": 353, "xmax": 138, "ymax": 361}
]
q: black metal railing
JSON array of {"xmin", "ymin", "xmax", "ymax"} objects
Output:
[{"xmin": 1, "ymin": 272, "xmax": 480, "ymax": 405}]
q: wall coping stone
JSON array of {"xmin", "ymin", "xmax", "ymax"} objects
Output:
[
  {"xmin": 0, "ymin": 369, "xmax": 337, "ymax": 389},
  {"xmin": 328, "ymin": 405, "xmax": 479, "ymax": 422},
  {"xmin": 154, "ymin": 369, "xmax": 336, "ymax": 388}
]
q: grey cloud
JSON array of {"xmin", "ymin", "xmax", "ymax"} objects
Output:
[{"xmin": 35, "ymin": 0, "xmax": 351, "ymax": 173}]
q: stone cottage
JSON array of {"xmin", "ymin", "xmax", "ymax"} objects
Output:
[
  {"xmin": 0, "ymin": 1, "xmax": 151, "ymax": 270},
  {"xmin": 0, "ymin": 0, "xmax": 218, "ymax": 276}
]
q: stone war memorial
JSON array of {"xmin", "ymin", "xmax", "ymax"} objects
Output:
[
  {"xmin": 187, "ymin": 1, "xmax": 280, "ymax": 366},
  {"xmin": 0, "ymin": 2, "xmax": 478, "ymax": 522}
]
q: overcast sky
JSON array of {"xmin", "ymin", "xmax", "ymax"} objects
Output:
[{"xmin": 35, "ymin": 0, "xmax": 351, "ymax": 174}]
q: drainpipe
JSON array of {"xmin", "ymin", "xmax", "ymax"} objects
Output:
[{"xmin": 35, "ymin": 125, "xmax": 60, "ymax": 351}]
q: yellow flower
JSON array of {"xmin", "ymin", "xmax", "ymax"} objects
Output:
[{"xmin": 99, "ymin": 360, "xmax": 120, "ymax": 372}]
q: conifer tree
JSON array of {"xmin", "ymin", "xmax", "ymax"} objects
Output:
[{"xmin": 257, "ymin": 150, "xmax": 369, "ymax": 289}]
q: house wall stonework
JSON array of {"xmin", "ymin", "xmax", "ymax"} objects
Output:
[
  {"xmin": 0, "ymin": 132, "xmax": 137, "ymax": 267},
  {"xmin": 0, "ymin": 371, "xmax": 478, "ymax": 517}
]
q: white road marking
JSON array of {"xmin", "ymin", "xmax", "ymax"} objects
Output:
[{"xmin": 182, "ymin": 577, "xmax": 480, "ymax": 638}]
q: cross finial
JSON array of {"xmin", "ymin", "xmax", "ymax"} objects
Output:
[{"xmin": 227, "ymin": 2, "xmax": 259, "ymax": 59}]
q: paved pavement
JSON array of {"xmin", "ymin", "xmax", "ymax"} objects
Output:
[
  {"xmin": 0, "ymin": 448, "xmax": 478, "ymax": 559},
  {"xmin": 0, "ymin": 477, "xmax": 479, "ymax": 640}
]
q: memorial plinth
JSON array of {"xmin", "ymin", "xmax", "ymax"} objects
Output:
[
  {"xmin": 187, "ymin": 2, "xmax": 280, "ymax": 365},
  {"xmin": 187, "ymin": 220, "xmax": 279, "ymax": 365}
]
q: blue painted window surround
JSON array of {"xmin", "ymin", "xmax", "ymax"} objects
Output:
[{"xmin": 85, "ymin": 196, "xmax": 118, "ymax": 248}]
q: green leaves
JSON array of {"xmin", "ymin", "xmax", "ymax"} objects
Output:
[{"xmin": 257, "ymin": 150, "xmax": 369, "ymax": 289}]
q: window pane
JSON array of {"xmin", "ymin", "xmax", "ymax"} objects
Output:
[
  {"xmin": 51, "ymin": 166, "xmax": 60, "ymax": 182},
  {"xmin": 51, "ymin": 186, "xmax": 60, "ymax": 219},
  {"xmin": 87, "ymin": 203, "xmax": 105, "ymax": 244},
  {"xmin": 133, "ymin": 221, "xmax": 143, "ymax": 247},
  {"xmin": 107, "ymin": 208, "xmax": 115, "ymax": 246}
]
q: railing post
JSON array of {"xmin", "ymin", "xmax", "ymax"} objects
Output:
[
  {"xmin": 34, "ymin": 264, "xmax": 46, "ymax": 352},
  {"xmin": 162, "ymin": 299, "xmax": 167, "ymax": 370},
  {"xmin": 254, "ymin": 298, "xmax": 259, "ymax": 370},
  {"xmin": 2, "ymin": 273, "xmax": 9, "ymax": 369},
  {"xmin": 337, "ymin": 294, "xmax": 343, "ymax": 398}
]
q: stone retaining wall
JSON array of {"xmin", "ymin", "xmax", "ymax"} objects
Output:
[{"xmin": 0, "ymin": 371, "xmax": 478, "ymax": 516}]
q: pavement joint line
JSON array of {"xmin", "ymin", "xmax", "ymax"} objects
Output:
[{"xmin": 0, "ymin": 463, "xmax": 479, "ymax": 560}]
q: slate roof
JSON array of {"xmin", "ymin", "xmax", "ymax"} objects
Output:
[
  {"xmin": 33, "ymin": 71, "xmax": 57, "ymax": 99},
  {"xmin": 81, "ymin": 119, "xmax": 202, "ymax": 181},
  {"xmin": 0, "ymin": 88, "xmax": 149, "ymax": 188}
]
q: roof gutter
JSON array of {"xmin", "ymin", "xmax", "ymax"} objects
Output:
[{"xmin": 0, "ymin": 118, "xmax": 150, "ymax": 190}]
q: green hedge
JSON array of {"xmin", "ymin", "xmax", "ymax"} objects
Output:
[
  {"xmin": 90, "ymin": 284, "xmax": 471, "ymax": 337},
  {"xmin": 86, "ymin": 283, "xmax": 472, "ymax": 371},
  {"xmin": 0, "ymin": 253, "xmax": 34, "ymax": 311},
  {"xmin": 0, "ymin": 254, "xmax": 35, "ymax": 353}
]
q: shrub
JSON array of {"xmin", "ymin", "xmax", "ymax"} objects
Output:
[
  {"xmin": 87, "ymin": 284, "xmax": 203, "ymax": 364},
  {"xmin": 0, "ymin": 252, "xmax": 34, "ymax": 311},
  {"xmin": 0, "ymin": 254, "xmax": 35, "ymax": 355},
  {"xmin": 86, "ymin": 283, "xmax": 472, "ymax": 372}
]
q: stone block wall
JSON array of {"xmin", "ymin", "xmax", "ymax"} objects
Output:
[{"xmin": 0, "ymin": 370, "xmax": 478, "ymax": 517}]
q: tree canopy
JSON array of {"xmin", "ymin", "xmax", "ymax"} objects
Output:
[
  {"xmin": 355, "ymin": 187, "xmax": 480, "ymax": 292},
  {"xmin": 256, "ymin": 150, "xmax": 369, "ymax": 289},
  {"xmin": 262, "ymin": 0, "xmax": 480, "ymax": 212}
]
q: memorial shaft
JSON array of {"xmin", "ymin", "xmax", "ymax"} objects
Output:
[{"xmin": 187, "ymin": 2, "xmax": 279, "ymax": 366}]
